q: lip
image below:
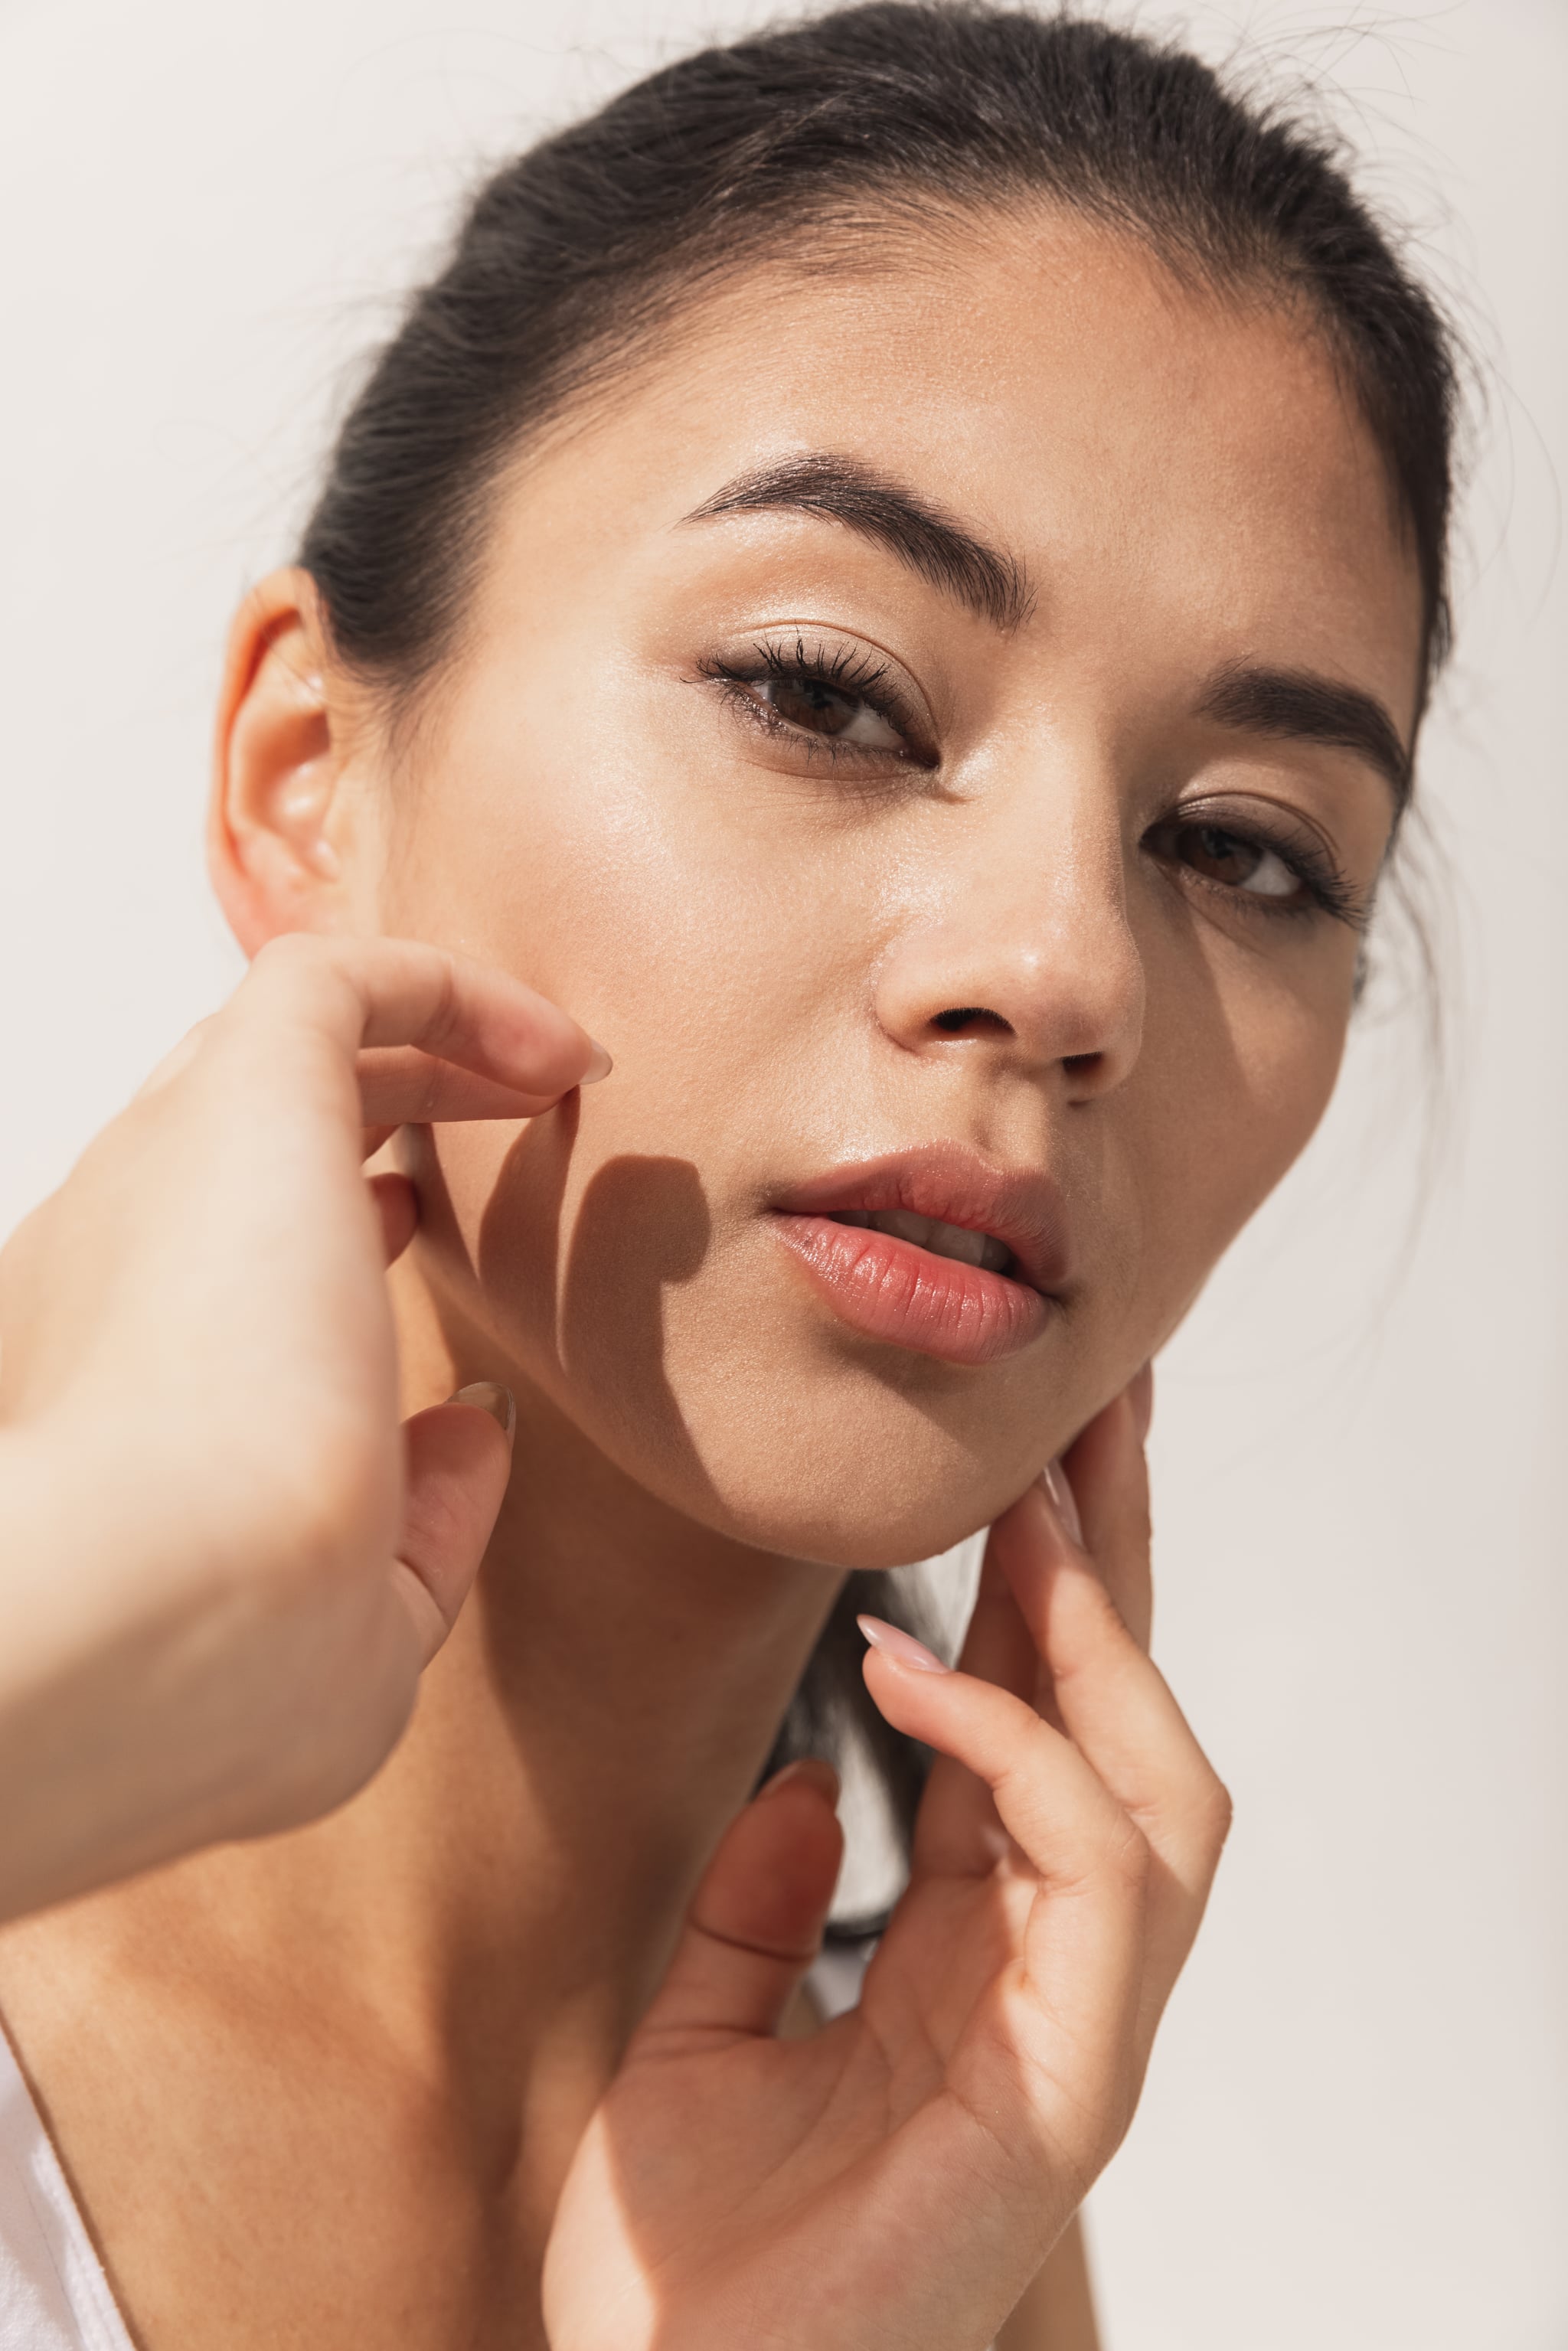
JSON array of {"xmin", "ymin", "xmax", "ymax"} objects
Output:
[{"xmin": 770, "ymin": 1145, "xmax": 1071, "ymax": 1367}]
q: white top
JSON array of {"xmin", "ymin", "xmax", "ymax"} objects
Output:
[{"xmin": 0, "ymin": 2033, "xmax": 133, "ymax": 2351}]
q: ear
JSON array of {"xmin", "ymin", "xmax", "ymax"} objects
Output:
[{"xmin": 207, "ymin": 567, "xmax": 378, "ymax": 956}]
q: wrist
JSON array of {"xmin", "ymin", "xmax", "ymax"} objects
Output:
[{"xmin": 0, "ymin": 1422, "xmax": 253, "ymax": 1920}]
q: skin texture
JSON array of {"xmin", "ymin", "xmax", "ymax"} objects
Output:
[
  {"xmin": 262, "ymin": 225, "xmax": 1410, "ymax": 1566},
  {"xmin": 0, "ymin": 211, "xmax": 1422, "ymax": 2349},
  {"xmin": 0, "ymin": 936, "xmax": 603, "ymax": 1919}
]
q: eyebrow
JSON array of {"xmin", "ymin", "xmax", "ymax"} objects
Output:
[
  {"xmin": 1197, "ymin": 661, "xmax": 1411, "ymax": 804},
  {"xmin": 683, "ymin": 452, "xmax": 1034, "ymax": 632}
]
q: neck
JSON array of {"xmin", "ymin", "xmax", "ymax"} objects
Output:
[{"xmin": 106, "ymin": 1272, "xmax": 840, "ymax": 2196}]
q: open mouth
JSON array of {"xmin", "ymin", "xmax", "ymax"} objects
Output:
[
  {"xmin": 769, "ymin": 1146, "xmax": 1070, "ymax": 1367},
  {"xmin": 828, "ymin": 1208, "xmax": 1018, "ymax": 1278}
]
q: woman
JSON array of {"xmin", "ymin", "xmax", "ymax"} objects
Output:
[{"xmin": 0, "ymin": 5, "xmax": 1457, "ymax": 2346}]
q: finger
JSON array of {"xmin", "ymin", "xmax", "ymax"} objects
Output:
[
  {"xmin": 1061, "ymin": 1388, "xmax": 1152, "ymax": 1651},
  {"xmin": 353, "ymin": 1048, "xmax": 580, "ymax": 1129},
  {"xmin": 862, "ymin": 1636, "xmax": 1147, "ymax": 2088},
  {"xmin": 237, "ymin": 932, "xmax": 611, "ymax": 1109},
  {"xmin": 991, "ymin": 1486, "xmax": 1230, "ymax": 2001},
  {"xmin": 911, "ymin": 1539, "xmax": 1037, "ymax": 1878},
  {"xmin": 368, "ymin": 1171, "xmax": 418, "ymax": 1267},
  {"xmin": 636, "ymin": 1762, "xmax": 844, "ymax": 2048},
  {"xmin": 390, "ymin": 1386, "xmax": 516, "ymax": 1667}
]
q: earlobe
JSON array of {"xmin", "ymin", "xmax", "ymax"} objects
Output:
[{"xmin": 207, "ymin": 567, "xmax": 361, "ymax": 957}]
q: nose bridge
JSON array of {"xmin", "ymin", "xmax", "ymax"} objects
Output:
[{"xmin": 874, "ymin": 749, "xmax": 1145, "ymax": 1091}]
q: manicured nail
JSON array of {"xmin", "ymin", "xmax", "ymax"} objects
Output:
[
  {"xmin": 757, "ymin": 1756, "xmax": 840, "ymax": 1804},
  {"xmin": 452, "ymin": 1380, "xmax": 516, "ymax": 1441},
  {"xmin": 857, "ymin": 1615, "xmax": 949, "ymax": 1673},
  {"xmin": 1042, "ymin": 1459, "xmax": 1083, "ymax": 1545},
  {"xmin": 580, "ymin": 1037, "xmax": 613, "ymax": 1084}
]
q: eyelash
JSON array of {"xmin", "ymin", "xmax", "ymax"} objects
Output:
[
  {"xmin": 700, "ymin": 638, "xmax": 1365, "ymax": 927},
  {"xmin": 1145, "ymin": 812, "xmax": 1368, "ymax": 929},
  {"xmin": 698, "ymin": 635, "xmax": 931, "ymax": 766}
]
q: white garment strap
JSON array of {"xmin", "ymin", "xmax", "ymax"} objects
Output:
[{"xmin": 0, "ymin": 2028, "xmax": 134, "ymax": 2351}]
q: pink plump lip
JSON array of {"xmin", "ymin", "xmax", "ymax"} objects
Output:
[{"xmin": 769, "ymin": 1146, "xmax": 1071, "ymax": 1367}]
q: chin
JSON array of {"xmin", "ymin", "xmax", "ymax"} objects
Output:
[{"xmin": 593, "ymin": 1339, "xmax": 1075, "ymax": 1569}]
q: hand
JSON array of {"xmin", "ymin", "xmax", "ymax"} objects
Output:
[
  {"xmin": 0, "ymin": 932, "xmax": 606, "ymax": 1919},
  {"xmin": 542, "ymin": 1376, "xmax": 1230, "ymax": 2351}
]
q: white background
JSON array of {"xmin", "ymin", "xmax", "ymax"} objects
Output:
[{"xmin": 1, "ymin": 3, "xmax": 1563, "ymax": 2345}]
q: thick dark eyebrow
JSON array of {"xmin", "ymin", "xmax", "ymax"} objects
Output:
[
  {"xmin": 683, "ymin": 453, "xmax": 1033, "ymax": 632},
  {"xmin": 1197, "ymin": 661, "xmax": 1411, "ymax": 805}
]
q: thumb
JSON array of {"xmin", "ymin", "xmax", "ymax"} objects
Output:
[
  {"xmin": 637, "ymin": 1760, "xmax": 844, "ymax": 2048},
  {"xmin": 391, "ymin": 1384, "xmax": 515, "ymax": 1666}
]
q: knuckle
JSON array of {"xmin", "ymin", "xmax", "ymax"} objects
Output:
[
  {"xmin": 1105, "ymin": 1814, "xmax": 1152, "ymax": 1890},
  {"xmin": 1196, "ymin": 1771, "xmax": 1235, "ymax": 1853}
]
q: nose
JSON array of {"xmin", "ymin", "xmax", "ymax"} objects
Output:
[{"xmin": 871, "ymin": 791, "xmax": 1145, "ymax": 1100}]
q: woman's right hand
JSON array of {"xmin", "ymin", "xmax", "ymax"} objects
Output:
[
  {"xmin": 0, "ymin": 932, "xmax": 606, "ymax": 1922},
  {"xmin": 544, "ymin": 1381, "xmax": 1224, "ymax": 2351}
]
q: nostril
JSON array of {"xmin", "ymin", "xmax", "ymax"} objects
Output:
[
  {"xmin": 1062, "ymin": 1050, "xmax": 1102, "ymax": 1075},
  {"xmin": 931, "ymin": 1006, "xmax": 1012, "ymax": 1037}
]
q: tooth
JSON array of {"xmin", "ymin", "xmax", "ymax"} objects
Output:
[
  {"xmin": 930, "ymin": 1220, "xmax": 987, "ymax": 1267},
  {"xmin": 878, "ymin": 1210, "xmax": 936, "ymax": 1250}
]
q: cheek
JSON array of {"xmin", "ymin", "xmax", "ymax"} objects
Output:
[
  {"xmin": 383, "ymin": 660, "xmax": 842, "ymax": 1064},
  {"xmin": 377, "ymin": 658, "xmax": 1364, "ymax": 1556},
  {"xmin": 379, "ymin": 680, "xmax": 865, "ymax": 1394},
  {"xmin": 1120, "ymin": 938, "xmax": 1355, "ymax": 1346}
]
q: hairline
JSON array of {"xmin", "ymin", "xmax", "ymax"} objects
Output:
[{"xmin": 318, "ymin": 188, "xmax": 1434, "ymax": 756}]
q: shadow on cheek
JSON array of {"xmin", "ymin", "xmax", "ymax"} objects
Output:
[{"xmin": 550, "ymin": 1153, "xmax": 722, "ymax": 1500}]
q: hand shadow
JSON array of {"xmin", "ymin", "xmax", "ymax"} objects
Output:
[{"xmin": 475, "ymin": 1136, "xmax": 722, "ymax": 1516}]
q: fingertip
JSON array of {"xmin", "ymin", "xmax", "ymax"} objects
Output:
[
  {"xmin": 368, "ymin": 1171, "xmax": 418, "ymax": 1267},
  {"xmin": 757, "ymin": 1755, "xmax": 841, "ymax": 1808},
  {"xmin": 857, "ymin": 1614, "xmax": 950, "ymax": 1674},
  {"xmin": 1041, "ymin": 1458, "xmax": 1084, "ymax": 1546},
  {"xmin": 451, "ymin": 1380, "xmax": 517, "ymax": 1442},
  {"xmin": 1129, "ymin": 1361, "xmax": 1155, "ymax": 1445}
]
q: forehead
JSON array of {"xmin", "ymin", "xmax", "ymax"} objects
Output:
[{"xmin": 501, "ymin": 211, "xmax": 1425, "ymax": 726}]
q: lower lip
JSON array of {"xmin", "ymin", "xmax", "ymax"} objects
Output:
[{"xmin": 772, "ymin": 1213, "xmax": 1051, "ymax": 1366}]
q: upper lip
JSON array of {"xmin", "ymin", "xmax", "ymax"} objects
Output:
[{"xmin": 772, "ymin": 1144, "xmax": 1073, "ymax": 1296}]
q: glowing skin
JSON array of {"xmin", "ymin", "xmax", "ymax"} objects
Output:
[
  {"xmin": 0, "ymin": 212, "xmax": 1423, "ymax": 2351},
  {"xmin": 348, "ymin": 223, "xmax": 1419, "ymax": 1564}
]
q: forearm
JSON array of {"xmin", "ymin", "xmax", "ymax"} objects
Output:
[{"xmin": 0, "ymin": 1431, "xmax": 269, "ymax": 1921}]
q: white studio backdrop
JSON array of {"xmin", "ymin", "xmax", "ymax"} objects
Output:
[{"xmin": 1, "ymin": 3, "xmax": 1563, "ymax": 2345}]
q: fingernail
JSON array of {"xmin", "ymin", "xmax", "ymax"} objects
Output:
[
  {"xmin": 1041, "ymin": 1459, "xmax": 1083, "ymax": 1545},
  {"xmin": 758, "ymin": 1756, "xmax": 840, "ymax": 1804},
  {"xmin": 580, "ymin": 1038, "xmax": 613, "ymax": 1084},
  {"xmin": 857, "ymin": 1615, "xmax": 949, "ymax": 1673},
  {"xmin": 452, "ymin": 1380, "xmax": 516, "ymax": 1441},
  {"xmin": 1129, "ymin": 1361, "xmax": 1155, "ymax": 1444}
]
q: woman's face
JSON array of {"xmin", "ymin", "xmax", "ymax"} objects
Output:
[{"xmin": 356, "ymin": 213, "xmax": 1420, "ymax": 1565}]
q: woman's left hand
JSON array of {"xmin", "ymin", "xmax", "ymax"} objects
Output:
[{"xmin": 543, "ymin": 1377, "xmax": 1230, "ymax": 2351}]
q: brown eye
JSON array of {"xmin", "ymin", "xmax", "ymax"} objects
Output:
[
  {"xmin": 753, "ymin": 676, "xmax": 906, "ymax": 750},
  {"xmin": 1165, "ymin": 821, "xmax": 1298, "ymax": 900}
]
